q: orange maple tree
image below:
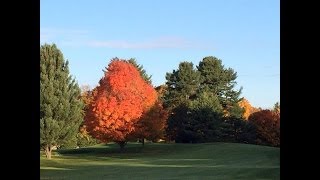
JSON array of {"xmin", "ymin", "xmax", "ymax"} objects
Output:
[
  {"xmin": 131, "ymin": 100, "xmax": 168, "ymax": 145},
  {"xmin": 85, "ymin": 59, "xmax": 157, "ymax": 148},
  {"xmin": 238, "ymin": 98, "xmax": 259, "ymax": 120}
]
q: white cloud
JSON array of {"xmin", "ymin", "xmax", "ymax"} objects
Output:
[
  {"xmin": 40, "ymin": 27, "xmax": 213, "ymax": 49},
  {"xmin": 87, "ymin": 36, "xmax": 195, "ymax": 49},
  {"xmin": 40, "ymin": 28, "xmax": 88, "ymax": 44}
]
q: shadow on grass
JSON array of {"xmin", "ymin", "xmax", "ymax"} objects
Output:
[
  {"xmin": 56, "ymin": 143, "xmax": 194, "ymax": 159},
  {"xmin": 57, "ymin": 143, "xmax": 145, "ymax": 157}
]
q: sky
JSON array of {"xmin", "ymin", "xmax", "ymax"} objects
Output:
[{"xmin": 40, "ymin": 0, "xmax": 279, "ymax": 109}]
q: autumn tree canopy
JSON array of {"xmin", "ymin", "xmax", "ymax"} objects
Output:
[
  {"xmin": 85, "ymin": 58, "xmax": 157, "ymax": 149},
  {"xmin": 40, "ymin": 44, "xmax": 84, "ymax": 159},
  {"xmin": 127, "ymin": 58, "xmax": 152, "ymax": 84}
]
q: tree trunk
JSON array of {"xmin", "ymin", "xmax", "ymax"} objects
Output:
[
  {"xmin": 142, "ymin": 138, "xmax": 145, "ymax": 146},
  {"xmin": 45, "ymin": 145, "xmax": 52, "ymax": 159}
]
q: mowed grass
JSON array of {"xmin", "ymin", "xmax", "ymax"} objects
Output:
[{"xmin": 40, "ymin": 142, "xmax": 280, "ymax": 180}]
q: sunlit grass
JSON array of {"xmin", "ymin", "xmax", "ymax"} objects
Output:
[{"xmin": 40, "ymin": 142, "xmax": 280, "ymax": 180}]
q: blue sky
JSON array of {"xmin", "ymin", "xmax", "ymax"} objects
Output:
[{"xmin": 40, "ymin": 0, "xmax": 279, "ymax": 109}]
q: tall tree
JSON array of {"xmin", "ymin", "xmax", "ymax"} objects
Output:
[
  {"xmin": 164, "ymin": 57, "xmax": 244, "ymax": 143},
  {"xmin": 127, "ymin": 58, "xmax": 152, "ymax": 84},
  {"xmin": 197, "ymin": 56, "xmax": 243, "ymax": 118},
  {"xmin": 85, "ymin": 59, "xmax": 157, "ymax": 149},
  {"xmin": 164, "ymin": 62, "xmax": 201, "ymax": 142},
  {"xmin": 164, "ymin": 62, "xmax": 201, "ymax": 109},
  {"xmin": 40, "ymin": 44, "xmax": 84, "ymax": 159}
]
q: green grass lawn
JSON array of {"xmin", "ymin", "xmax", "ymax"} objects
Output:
[{"xmin": 40, "ymin": 142, "xmax": 280, "ymax": 180}]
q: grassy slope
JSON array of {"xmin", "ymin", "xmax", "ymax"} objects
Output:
[{"xmin": 40, "ymin": 142, "xmax": 280, "ymax": 180}]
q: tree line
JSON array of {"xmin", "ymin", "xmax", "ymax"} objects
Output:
[{"xmin": 40, "ymin": 44, "xmax": 280, "ymax": 159}]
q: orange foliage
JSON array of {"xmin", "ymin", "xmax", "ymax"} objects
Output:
[
  {"xmin": 132, "ymin": 101, "xmax": 168, "ymax": 142},
  {"xmin": 238, "ymin": 98, "xmax": 259, "ymax": 120},
  {"xmin": 85, "ymin": 59, "xmax": 157, "ymax": 143},
  {"xmin": 248, "ymin": 110, "xmax": 280, "ymax": 147}
]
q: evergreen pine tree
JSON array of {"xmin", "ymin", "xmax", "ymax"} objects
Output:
[
  {"xmin": 40, "ymin": 44, "xmax": 84, "ymax": 159},
  {"xmin": 197, "ymin": 56, "xmax": 243, "ymax": 118},
  {"xmin": 164, "ymin": 57, "xmax": 245, "ymax": 143},
  {"xmin": 164, "ymin": 61, "xmax": 200, "ymax": 109}
]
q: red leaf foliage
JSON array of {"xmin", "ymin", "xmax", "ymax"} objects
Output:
[
  {"xmin": 248, "ymin": 109, "xmax": 280, "ymax": 147},
  {"xmin": 85, "ymin": 59, "xmax": 157, "ymax": 142}
]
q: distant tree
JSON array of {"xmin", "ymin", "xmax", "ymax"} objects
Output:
[
  {"xmin": 85, "ymin": 59, "xmax": 157, "ymax": 150},
  {"xmin": 273, "ymin": 102, "xmax": 280, "ymax": 115},
  {"xmin": 80, "ymin": 85, "xmax": 94, "ymax": 108},
  {"xmin": 40, "ymin": 44, "xmax": 84, "ymax": 159},
  {"xmin": 238, "ymin": 98, "xmax": 259, "ymax": 120},
  {"xmin": 248, "ymin": 110, "xmax": 280, "ymax": 147},
  {"xmin": 76, "ymin": 85, "xmax": 99, "ymax": 147},
  {"xmin": 127, "ymin": 58, "xmax": 152, "ymax": 84},
  {"xmin": 197, "ymin": 56, "xmax": 243, "ymax": 118},
  {"xmin": 76, "ymin": 126, "xmax": 100, "ymax": 147}
]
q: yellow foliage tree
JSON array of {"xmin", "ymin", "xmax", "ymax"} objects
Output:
[{"xmin": 238, "ymin": 98, "xmax": 259, "ymax": 120}]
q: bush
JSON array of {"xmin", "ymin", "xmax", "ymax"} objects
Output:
[{"xmin": 248, "ymin": 110, "xmax": 280, "ymax": 147}]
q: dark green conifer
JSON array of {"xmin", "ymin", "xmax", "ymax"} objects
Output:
[{"xmin": 40, "ymin": 44, "xmax": 84, "ymax": 159}]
